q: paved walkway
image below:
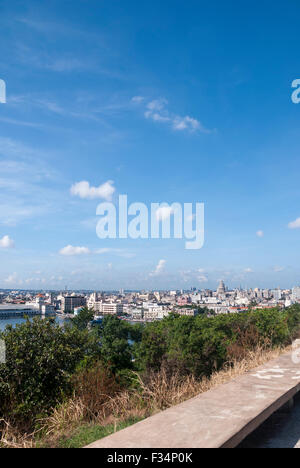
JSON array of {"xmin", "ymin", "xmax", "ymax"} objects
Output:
[{"xmin": 86, "ymin": 351, "xmax": 300, "ymax": 448}]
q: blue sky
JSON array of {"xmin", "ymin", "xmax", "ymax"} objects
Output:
[{"xmin": 1, "ymin": 0, "xmax": 300, "ymax": 290}]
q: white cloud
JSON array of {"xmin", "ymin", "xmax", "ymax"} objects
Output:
[
  {"xmin": 273, "ymin": 266, "xmax": 285, "ymax": 273},
  {"xmin": 59, "ymin": 245, "xmax": 90, "ymax": 256},
  {"xmin": 150, "ymin": 259, "xmax": 166, "ymax": 276},
  {"xmin": 288, "ymin": 218, "xmax": 300, "ymax": 229},
  {"xmin": 198, "ymin": 275, "xmax": 208, "ymax": 283},
  {"xmin": 156, "ymin": 206, "xmax": 174, "ymax": 221},
  {"xmin": 173, "ymin": 116, "xmax": 204, "ymax": 132},
  {"xmin": 0, "ymin": 235, "xmax": 15, "ymax": 248},
  {"xmin": 146, "ymin": 112, "xmax": 170, "ymax": 123},
  {"xmin": 147, "ymin": 99, "xmax": 168, "ymax": 112},
  {"xmin": 256, "ymin": 230, "xmax": 264, "ymax": 238},
  {"xmin": 4, "ymin": 272, "xmax": 18, "ymax": 284},
  {"xmin": 132, "ymin": 96, "xmax": 145, "ymax": 103},
  {"xmin": 244, "ymin": 268, "xmax": 253, "ymax": 273},
  {"xmin": 95, "ymin": 248, "xmax": 135, "ymax": 258},
  {"xmin": 71, "ymin": 180, "xmax": 115, "ymax": 201},
  {"xmin": 134, "ymin": 97, "xmax": 211, "ymax": 134}
]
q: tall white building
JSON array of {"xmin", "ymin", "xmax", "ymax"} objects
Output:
[
  {"xmin": 272, "ymin": 289, "xmax": 282, "ymax": 301},
  {"xmin": 292, "ymin": 287, "xmax": 300, "ymax": 301}
]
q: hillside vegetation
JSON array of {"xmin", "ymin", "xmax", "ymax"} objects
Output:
[{"xmin": 0, "ymin": 304, "xmax": 299, "ymax": 447}]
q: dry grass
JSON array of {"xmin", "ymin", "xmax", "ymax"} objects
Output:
[
  {"xmin": 71, "ymin": 363, "xmax": 121, "ymax": 421},
  {"xmin": 103, "ymin": 345, "xmax": 290, "ymax": 420},
  {"xmin": 201, "ymin": 345, "xmax": 288, "ymax": 391},
  {"xmin": 0, "ymin": 420, "xmax": 36, "ymax": 449},
  {"xmin": 38, "ymin": 399, "xmax": 86, "ymax": 437},
  {"xmin": 0, "ymin": 344, "xmax": 292, "ymax": 448}
]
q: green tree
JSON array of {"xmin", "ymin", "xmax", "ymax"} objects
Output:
[
  {"xmin": 71, "ymin": 307, "xmax": 95, "ymax": 331},
  {"xmin": 96, "ymin": 316, "xmax": 134, "ymax": 373},
  {"xmin": 0, "ymin": 317, "xmax": 99, "ymax": 422}
]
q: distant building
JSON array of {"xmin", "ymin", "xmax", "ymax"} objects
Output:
[
  {"xmin": 177, "ymin": 296, "xmax": 190, "ymax": 306},
  {"xmin": 41, "ymin": 304, "xmax": 55, "ymax": 315},
  {"xmin": 292, "ymin": 287, "xmax": 300, "ymax": 301},
  {"xmin": 263, "ymin": 289, "xmax": 270, "ymax": 299},
  {"xmin": 61, "ymin": 295, "xmax": 86, "ymax": 314},
  {"xmin": 87, "ymin": 300, "xmax": 124, "ymax": 315},
  {"xmin": 175, "ymin": 308, "xmax": 197, "ymax": 317},
  {"xmin": 47, "ymin": 293, "xmax": 55, "ymax": 304},
  {"xmin": 131, "ymin": 308, "xmax": 143, "ymax": 319},
  {"xmin": 217, "ymin": 280, "xmax": 226, "ymax": 296},
  {"xmin": 143, "ymin": 303, "xmax": 164, "ymax": 319},
  {"xmin": 102, "ymin": 303, "xmax": 124, "ymax": 315},
  {"xmin": 272, "ymin": 289, "xmax": 282, "ymax": 301}
]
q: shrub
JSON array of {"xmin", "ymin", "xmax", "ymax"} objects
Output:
[
  {"xmin": 0, "ymin": 318, "xmax": 99, "ymax": 423},
  {"xmin": 71, "ymin": 363, "xmax": 120, "ymax": 420}
]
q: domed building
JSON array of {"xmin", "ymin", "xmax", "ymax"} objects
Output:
[{"xmin": 217, "ymin": 280, "xmax": 226, "ymax": 296}]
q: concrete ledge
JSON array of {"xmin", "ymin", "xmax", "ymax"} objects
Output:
[{"xmin": 86, "ymin": 351, "xmax": 300, "ymax": 448}]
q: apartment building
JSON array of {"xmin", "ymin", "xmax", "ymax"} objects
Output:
[{"xmin": 61, "ymin": 295, "xmax": 86, "ymax": 314}]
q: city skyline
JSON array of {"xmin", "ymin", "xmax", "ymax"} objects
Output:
[
  {"xmin": 2, "ymin": 280, "xmax": 300, "ymax": 323},
  {"xmin": 1, "ymin": 1, "xmax": 300, "ymax": 290}
]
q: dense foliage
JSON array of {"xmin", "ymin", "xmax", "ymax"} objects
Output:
[
  {"xmin": 93, "ymin": 315, "xmax": 142, "ymax": 373},
  {"xmin": 0, "ymin": 318, "xmax": 100, "ymax": 421},
  {"xmin": 0, "ymin": 304, "xmax": 299, "ymax": 427},
  {"xmin": 135, "ymin": 306, "xmax": 300, "ymax": 376},
  {"xmin": 70, "ymin": 307, "xmax": 95, "ymax": 331}
]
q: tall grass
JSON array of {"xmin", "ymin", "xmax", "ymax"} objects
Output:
[
  {"xmin": 1, "ymin": 344, "xmax": 289, "ymax": 448},
  {"xmin": 102, "ymin": 344, "xmax": 286, "ymax": 419}
]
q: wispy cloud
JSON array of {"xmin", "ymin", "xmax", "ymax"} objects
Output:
[
  {"xmin": 256, "ymin": 230, "xmax": 264, "ymax": 237},
  {"xmin": 8, "ymin": 93, "xmax": 107, "ymax": 125},
  {"xmin": 17, "ymin": 16, "xmax": 108, "ymax": 47},
  {"xmin": 4, "ymin": 272, "xmax": 19, "ymax": 284},
  {"xmin": 0, "ymin": 116, "xmax": 44, "ymax": 129},
  {"xmin": 14, "ymin": 43, "xmax": 89, "ymax": 73},
  {"xmin": 197, "ymin": 274, "xmax": 208, "ymax": 283},
  {"xmin": 131, "ymin": 96, "xmax": 145, "ymax": 104},
  {"xmin": 0, "ymin": 137, "xmax": 62, "ymax": 225},
  {"xmin": 95, "ymin": 248, "xmax": 135, "ymax": 258},
  {"xmin": 132, "ymin": 96, "xmax": 211, "ymax": 133},
  {"xmin": 59, "ymin": 245, "xmax": 135, "ymax": 258},
  {"xmin": 13, "ymin": 18, "xmax": 125, "ymax": 81},
  {"xmin": 150, "ymin": 259, "xmax": 166, "ymax": 276}
]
